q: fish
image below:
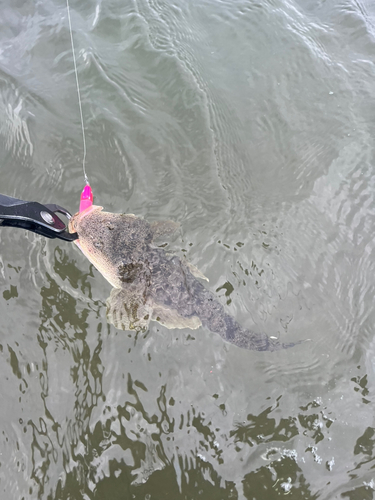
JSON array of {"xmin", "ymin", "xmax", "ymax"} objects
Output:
[{"xmin": 69, "ymin": 206, "xmax": 299, "ymax": 352}]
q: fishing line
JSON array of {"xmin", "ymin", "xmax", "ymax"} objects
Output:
[{"xmin": 66, "ymin": 0, "xmax": 89, "ymax": 185}]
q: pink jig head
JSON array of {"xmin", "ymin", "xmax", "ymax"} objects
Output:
[
  {"xmin": 73, "ymin": 184, "xmax": 94, "ymax": 250},
  {"xmin": 79, "ymin": 184, "xmax": 93, "ymax": 213}
]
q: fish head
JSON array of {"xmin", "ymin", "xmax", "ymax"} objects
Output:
[{"xmin": 68, "ymin": 205, "xmax": 122, "ymax": 288}]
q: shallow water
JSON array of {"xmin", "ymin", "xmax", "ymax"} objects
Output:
[{"xmin": 1, "ymin": 0, "xmax": 375, "ymax": 498}]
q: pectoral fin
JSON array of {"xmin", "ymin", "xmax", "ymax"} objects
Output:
[
  {"xmin": 152, "ymin": 304, "xmax": 202, "ymax": 330},
  {"xmin": 106, "ymin": 286, "xmax": 153, "ymax": 332},
  {"xmin": 183, "ymin": 260, "xmax": 209, "ymax": 282},
  {"xmin": 151, "ymin": 220, "xmax": 180, "ymax": 240}
]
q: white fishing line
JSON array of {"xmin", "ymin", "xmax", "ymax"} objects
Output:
[{"xmin": 66, "ymin": 0, "xmax": 89, "ymax": 185}]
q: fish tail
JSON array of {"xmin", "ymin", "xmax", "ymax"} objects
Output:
[
  {"xmin": 203, "ymin": 311, "xmax": 300, "ymax": 352},
  {"xmin": 193, "ymin": 284, "xmax": 301, "ymax": 352}
]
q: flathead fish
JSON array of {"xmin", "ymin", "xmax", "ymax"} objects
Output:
[{"xmin": 69, "ymin": 206, "xmax": 298, "ymax": 352}]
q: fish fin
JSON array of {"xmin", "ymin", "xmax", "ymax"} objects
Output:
[
  {"xmin": 152, "ymin": 304, "xmax": 202, "ymax": 330},
  {"xmin": 106, "ymin": 287, "xmax": 152, "ymax": 332},
  {"xmin": 183, "ymin": 259, "xmax": 209, "ymax": 282},
  {"xmin": 151, "ymin": 220, "xmax": 180, "ymax": 240}
]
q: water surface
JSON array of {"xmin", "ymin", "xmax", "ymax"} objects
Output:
[{"xmin": 1, "ymin": 0, "xmax": 375, "ymax": 498}]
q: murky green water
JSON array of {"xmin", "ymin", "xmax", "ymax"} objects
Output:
[{"xmin": 1, "ymin": 0, "xmax": 375, "ymax": 498}]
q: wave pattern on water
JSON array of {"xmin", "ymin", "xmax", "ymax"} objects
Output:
[{"xmin": 1, "ymin": 0, "xmax": 375, "ymax": 498}]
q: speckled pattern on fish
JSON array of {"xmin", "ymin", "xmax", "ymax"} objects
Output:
[{"xmin": 69, "ymin": 206, "xmax": 298, "ymax": 352}]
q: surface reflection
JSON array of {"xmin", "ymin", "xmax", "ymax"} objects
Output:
[
  {"xmin": 1, "ymin": 0, "xmax": 375, "ymax": 496},
  {"xmin": 25, "ymin": 250, "xmax": 104, "ymax": 498},
  {"xmin": 0, "ymin": 245, "xmax": 374, "ymax": 499}
]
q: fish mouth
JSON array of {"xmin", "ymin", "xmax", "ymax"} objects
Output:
[{"xmin": 68, "ymin": 205, "xmax": 103, "ymax": 235}]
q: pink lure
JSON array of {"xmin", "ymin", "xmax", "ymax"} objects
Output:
[{"xmin": 79, "ymin": 184, "xmax": 93, "ymax": 213}]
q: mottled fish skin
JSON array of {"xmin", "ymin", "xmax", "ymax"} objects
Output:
[{"xmin": 69, "ymin": 206, "xmax": 298, "ymax": 352}]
